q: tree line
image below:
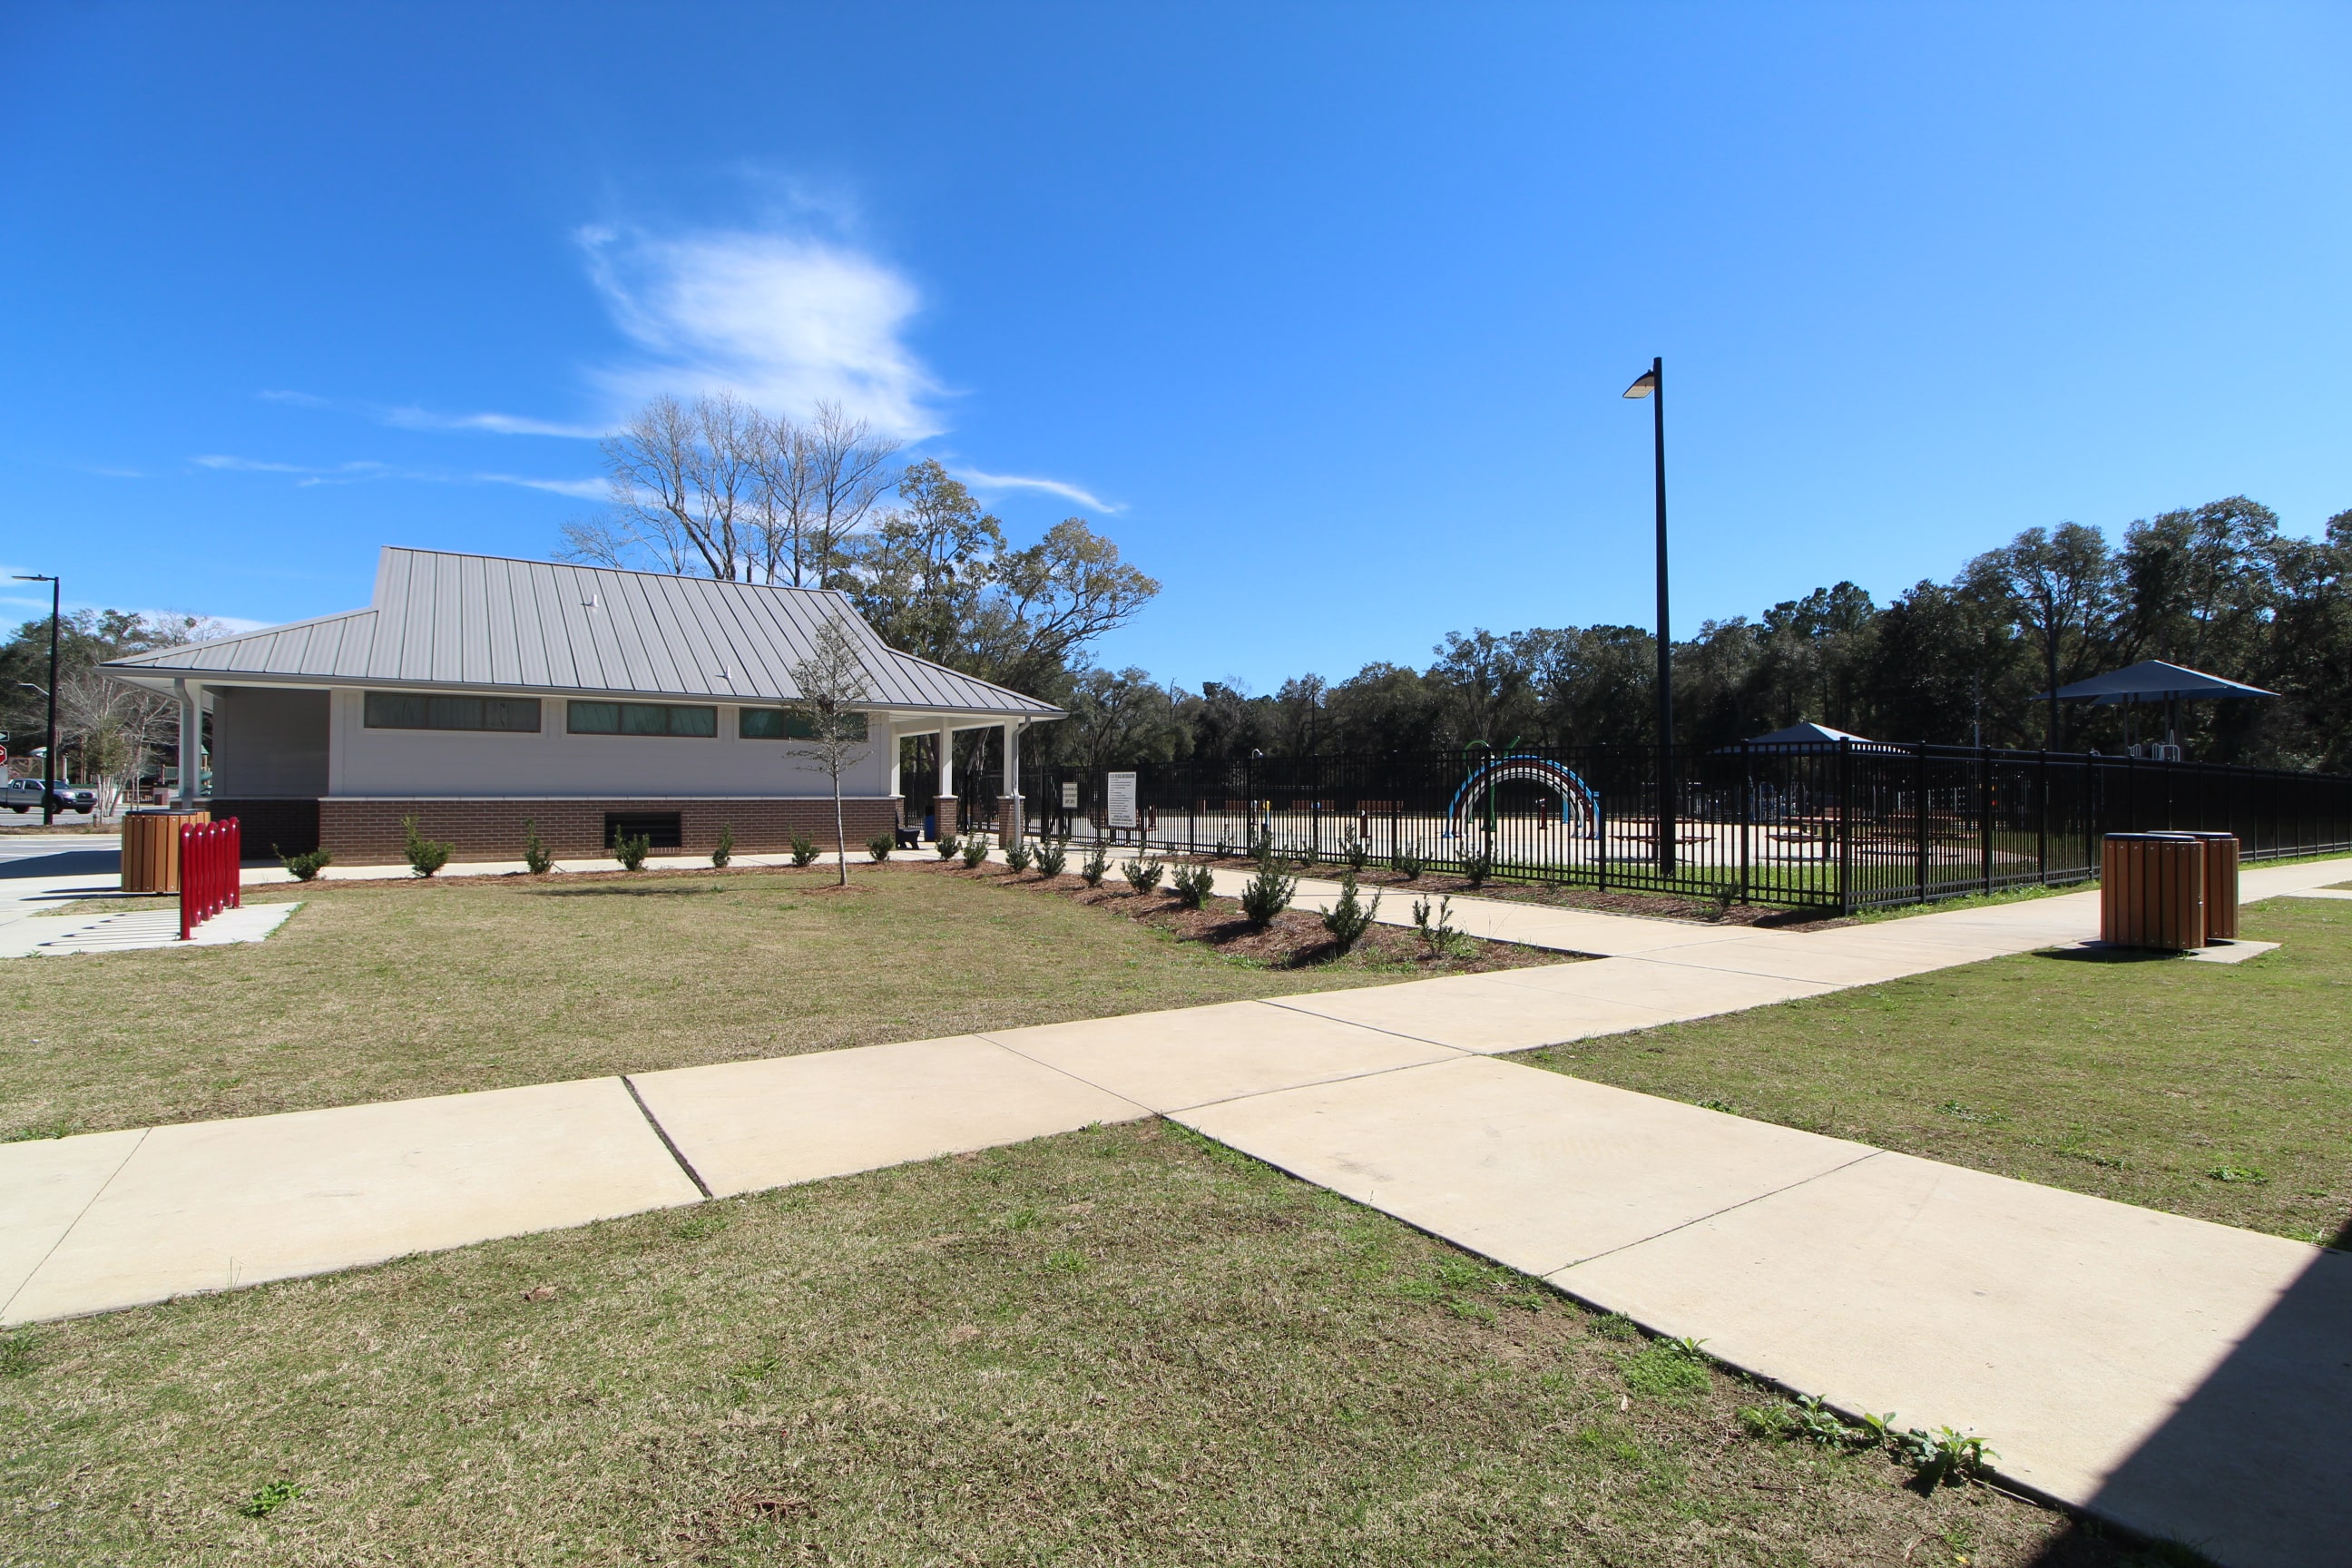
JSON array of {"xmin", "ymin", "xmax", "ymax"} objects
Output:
[{"xmin": 1058, "ymin": 497, "xmax": 2352, "ymax": 774}]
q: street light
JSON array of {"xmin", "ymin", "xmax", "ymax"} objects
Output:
[
  {"xmin": 1621, "ymin": 360, "xmax": 1674, "ymax": 875},
  {"xmin": 11, "ymin": 575, "xmax": 58, "ymax": 828}
]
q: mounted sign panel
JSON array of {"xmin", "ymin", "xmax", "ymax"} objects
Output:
[
  {"xmin": 1060, "ymin": 781, "xmax": 1079, "ymax": 809},
  {"xmin": 1105, "ymin": 771, "xmax": 1139, "ymax": 828}
]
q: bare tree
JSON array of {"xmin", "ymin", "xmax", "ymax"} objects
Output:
[
  {"xmin": 573, "ymin": 392, "xmax": 762, "ymax": 578},
  {"xmin": 797, "ymin": 402, "xmax": 899, "ymax": 588},
  {"xmin": 62, "ymin": 668, "xmax": 173, "ymax": 817},
  {"xmin": 746, "ymin": 409, "xmax": 817, "ymax": 586},
  {"xmin": 781, "ymin": 614, "xmax": 876, "ymax": 886}
]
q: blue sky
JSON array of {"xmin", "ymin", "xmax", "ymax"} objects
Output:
[{"xmin": 4, "ymin": 4, "xmax": 2347, "ymax": 691}]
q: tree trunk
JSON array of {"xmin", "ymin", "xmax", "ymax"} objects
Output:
[{"xmin": 833, "ymin": 769, "xmax": 848, "ymax": 887}]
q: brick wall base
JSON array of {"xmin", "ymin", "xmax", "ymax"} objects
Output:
[{"xmin": 318, "ymin": 797, "xmax": 903, "ymax": 866}]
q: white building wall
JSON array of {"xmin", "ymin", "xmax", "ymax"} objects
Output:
[{"xmin": 326, "ymin": 689, "xmax": 896, "ymax": 798}]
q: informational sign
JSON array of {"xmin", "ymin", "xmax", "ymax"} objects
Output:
[
  {"xmin": 1105, "ymin": 771, "xmax": 1139, "ymax": 828},
  {"xmin": 1060, "ymin": 781, "xmax": 1079, "ymax": 809}
]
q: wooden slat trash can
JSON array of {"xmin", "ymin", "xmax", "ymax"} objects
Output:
[
  {"xmin": 2171, "ymin": 831, "xmax": 2242, "ymax": 941},
  {"xmin": 121, "ymin": 808, "xmax": 210, "ymax": 894},
  {"xmin": 2100, "ymin": 833, "xmax": 2206, "ymax": 951}
]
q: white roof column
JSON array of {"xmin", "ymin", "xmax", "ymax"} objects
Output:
[
  {"xmin": 1001, "ymin": 719, "xmax": 1024, "ymax": 844},
  {"xmin": 934, "ymin": 716, "xmax": 957, "ymax": 838},
  {"xmin": 176, "ymin": 679, "xmax": 203, "ymax": 807}
]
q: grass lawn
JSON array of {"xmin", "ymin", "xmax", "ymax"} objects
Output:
[
  {"xmin": 1526, "ymin": 897, "xmax": 2352, "ymax": 1246},
  {"xmin": 0, "ymin": 865, "xmax": 1554, "ymax": 1142},
  {"xmin": 0, "ymin": 1121, "xmax": 2148, "ymax": 1567}
]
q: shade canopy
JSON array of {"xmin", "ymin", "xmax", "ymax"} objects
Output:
[
  {"xmin": 1722, "ymin": 720, "xmax": 1906, "ymax": 753},
  {"xmin": 2038, "ymin": 660, "xmax": 2277, "ymax": 707}
]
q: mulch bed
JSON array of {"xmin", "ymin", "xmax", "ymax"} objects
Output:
[
  {"xmin": 916, "ymin": 858, "xmax": 1567, "ymax": 974},
  {"xmin": 1166, "ymin": 856, "xmax": 1857, "ymax": 932}
]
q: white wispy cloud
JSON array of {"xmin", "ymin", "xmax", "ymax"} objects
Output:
[
  {"xmin": 472, "ymin": 473, "xmax": 608, "ymax": 500},
  {"xmin": 950, "ymin": 467, "xmax": 1119, "ymax": 514},
  {"xmin": 192, "ymin": 455, "xmax": 602, "ymax": 501},
  {"xmin": 383, "ymin": 407, "xmax": 610, "ymax": 440},
  {"xmin": 577, "ymin": 224, "xmax": 942, "ymax": 439},
  {"xmin": 194, "ymin": 454, "xmax": 386, "ymax": 476}
]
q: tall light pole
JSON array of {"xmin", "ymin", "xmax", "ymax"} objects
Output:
[
  {"xmin": 1622, "ymin": 359, "xmax": 1673, "ymax": 874},
  {"xmin": 12, "ymin": 575, "xmax": 58, "ymax": 828}
]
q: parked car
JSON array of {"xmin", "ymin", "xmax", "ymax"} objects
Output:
[{"xmin": 1, "ymin": 778, "xmax": 96, "ymax": 815}]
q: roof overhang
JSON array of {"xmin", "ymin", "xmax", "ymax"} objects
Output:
[{"xmin": 99, "ymin": 664, "xmax": 1063, "ymax": 721}]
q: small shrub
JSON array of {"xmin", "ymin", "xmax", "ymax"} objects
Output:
[
  {"xmin": 401, "ymin": 816, "xmax": 451, "ymax": 878},
  {"xmin": 1122, "ymin": 857, "xmax": 1164, "ymax": 894},
  {"xmin": 1004, "ymin": 840, "xmax": 1035, "ymax": 874},
  {"xmin": 961, "ymin": 836, "xmax": 992, "ymax": 869},
  {"xmin": 1246, "ymin": 826, "xmax": 1277, "ymax": 865},
  {"xmin": 1034, "ymin": 840, "xmax": 1068, "ymax": 877},
  {"xmin": 613, "ymin": 831, "xmax": 651, "ymax": 872},
  {"xmin": 1411, "ymin": 893, "xmax": 1471, "ymax": 957},
  {"xmin": 237, "ymin": 1480, "xmax": 304, "ymax": 1519},
  {"xmin": 1460, "ymin": 844, "xmax": 1494, "ymax": 888},
  {"xmin": 1321, "ymin": 871, "xmax": 1382, "ymax": 955},
  {"xmin": 867, "ymin": 831, "xmax": 896, "ymax": 863},
  {"xmin": 275, "ymin": 846, "xmax": 331, "ymax": 882},
  {"xmin": 522, "ymin": 818, "xmax": 554, "ymax": 876},
  {"xmin": 1343, "ymin": 837, "xmax": 1371, "ymax": 874},
  {"xmin": 711, "ymin": 824, "xmax": 735, "ymax": 868},
  {"xmin": 1240, "ymin": 860, "xmax": 1298, "ymax": 927},
  {"xmin": 1171, "ymin": 862, "xmax": 1217, "ymax": 908},
  {"xmin": 788, "ymin": 831, "xmax": 819, "ymax": 867},
  {"xmin": 1390, "ymin": 844, "xmax": 1426, "ymax": 880},
  {"xmin": 1080, "ymin": 845, "xmax": 1110, "ymax": 887},
  {"xmin": 935, "ymin": 833, "xmax": 962, "ymax": 861}
]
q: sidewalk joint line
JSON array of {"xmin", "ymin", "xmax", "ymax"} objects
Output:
[
  {"xmin": 1543, "ymin": 1148, "xmax": 1887, "ymax": 1279},
  {"xmin": 620, "ymin": 1077, "xmax": 712, "ymax": 1199},
  {"xmin": 1, "ymin": 1126, "xmax": 148, "ymax": 1324}
]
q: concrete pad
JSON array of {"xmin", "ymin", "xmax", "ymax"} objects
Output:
[
  {"xmin": 631, "ymin": 1035, "xmax": 1146, "ymax": 1199},
  {"xmin": 1266, "ymin": 969, "xmax": 1672, "ymax": 1054},
  {"xmin": 1490, "ymin": 956, "xmax": 1840, "ymax": 1019},
  {"xmin": 1176, "ymin": 1057, "xmax": 1874, "ymax": 1279},
  {"xmin": 1554, "ymin": 1150, "xmax": 2350, "ymax": 1568},
  {"xmin": 2278, "ymin": 887, "xmax": 2352, "ymax": 901},
  {"xmin": 12, "ymin": 901, "xmax": 301, "ymax": 956},
  {"xmin": 979, "ymin": 1000, "xmax": 1463, "ymax": 1112},
  {"xmin": 3, "ymin": 1078, "xmax": 696, "ymax": 1324},
  {"xmin": 0, "ymin": 1129, "xmax": 145, "ymax": 1317}
]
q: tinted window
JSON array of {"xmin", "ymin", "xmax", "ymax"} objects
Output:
[
  {"xmin": 740, "ymin": 708, "xmax": 867, "ymax": 741},
  {"xmin": 364, "ymin": 692, "xmax": 541, "ymax": 732},
  {"xmin": 567, "ymin": 701, "xmax": 717, "ymax": 737}
]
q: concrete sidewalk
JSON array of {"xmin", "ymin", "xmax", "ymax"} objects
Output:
[{"xmin": 3, "ymin": 853, "xmax": 2348, "ymax": 1564}]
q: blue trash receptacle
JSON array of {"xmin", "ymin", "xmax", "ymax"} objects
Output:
[{"xmin": 924, "ymin": 812, "xmax": 937, "ymax": 841}]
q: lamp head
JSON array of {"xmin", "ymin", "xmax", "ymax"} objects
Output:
[{"xmin": 1622, "ymin": 369, "xmax": 1658, "ymax": 400}]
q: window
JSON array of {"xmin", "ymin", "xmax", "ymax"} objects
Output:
[
  {"xmin": 364, "ymin": 691, "xmax": 541, "ymax": 732},
  {"xmin": 567, "ymin": 701, "xmax": 718, "ymax": 738},
  {"xmin": 740, "ymin": 708, "xmax": 868, "ymax": 741},
  {"xmin": 604, "ymin": 811, "xmax": 681, "ymax": 849}
]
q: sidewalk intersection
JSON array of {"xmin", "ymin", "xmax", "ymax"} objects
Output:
[{"xmin": 2, "ymin": 851, "xmax": 2347, "ymax": 1564}]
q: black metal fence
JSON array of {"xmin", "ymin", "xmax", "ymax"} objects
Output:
[{"xmin": 1002, "ymin": 743, "xmax": 2352, "ymax": 912}]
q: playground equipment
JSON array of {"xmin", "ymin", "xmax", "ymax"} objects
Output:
[{"xmin": 1442, "ymin": 751, "xmax": 1600, "ymax": 841}]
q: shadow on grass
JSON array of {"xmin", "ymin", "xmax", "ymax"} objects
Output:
[
  {"xmin": 526, "ymin": 885, "xmax": 730, "ymax": 898},
  {"xmin": 2031, "ymin": 946, "xmax": 2182, "ymax": 965}
]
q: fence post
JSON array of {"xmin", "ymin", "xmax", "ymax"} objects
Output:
[
  {"xmin": 2036, "ymin": 750, "xmax": 2050, "ymax": 885},
  {"xmin": 1915, "ymin": 741, "xmax": 1929, "ymax": 906},
  {"xmin": 1977, "ymin": 747, "xmax": 1993, "ymax": 894},
  {"xmin": 1837, "ymin": 739, "xmax": 1854, "ymax": 914},
  {"xmin": 1737, "ymin": 743, "xmax": 1751, "ymax": 907}
]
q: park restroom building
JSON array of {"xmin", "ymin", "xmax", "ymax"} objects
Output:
[{"xmin": 99, "ymin": 547, "xmax": 1061, "ymax": 863}]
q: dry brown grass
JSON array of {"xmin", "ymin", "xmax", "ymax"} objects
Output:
[{"xmin": 0, "ymin": 1122, "xmax": 2131, "ymax": 1566}]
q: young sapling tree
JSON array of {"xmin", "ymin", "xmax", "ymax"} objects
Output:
[{"xmin": 780, "ymin": 614, "xmax": 875, "ymax": 887}]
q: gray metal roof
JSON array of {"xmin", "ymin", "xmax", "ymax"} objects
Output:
[{"xmin": 102, "ymin": 547, "xmax": 1063, "ymax": 720}]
